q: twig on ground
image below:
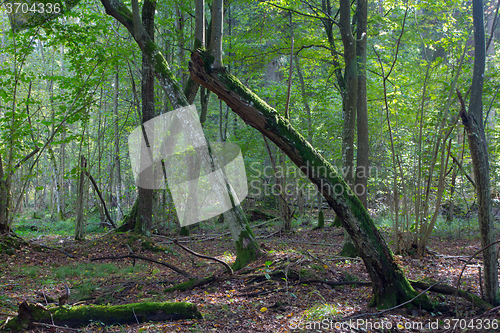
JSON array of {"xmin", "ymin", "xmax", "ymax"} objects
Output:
[
  {"xmin": 301, "ymin": 279, "xmax": 371, "ymax": 287},
  {"xmin": 324, "ymin": 257, "xmax": 362, "ymax": 261},
  {"xmin": 454, "ymin": 239, "xmax": 499, "ymax": 313},
  {"xmin": 173, "ymin": 239, "xmax": 233, "ymax": 275},
  {"xmin": 33, "ymin": 322, "xmax": 82, "ymax": 331}
]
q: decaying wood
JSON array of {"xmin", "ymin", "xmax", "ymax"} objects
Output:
[
  {"xmin": 189, "ymin": 49, "xmax": 425, "ymax": 309},
  {"xmin": 0, "ymin": 300, "xmax": 201, "ymax": 330},
  {"xmin": 411, "ymin": 280, "xmax": 492, "ymax": 311}
]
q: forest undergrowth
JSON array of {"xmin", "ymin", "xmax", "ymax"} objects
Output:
[{"xmin": 0, "ymin": 211, "xmax": 499, "ymax": 332}]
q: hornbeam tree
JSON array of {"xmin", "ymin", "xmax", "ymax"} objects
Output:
[
  {"xmin": 98, "ymin": 0, "xmax": 261, "ymax": 270},
  {"xmin": 458, "ymin": 0, "xmax": 499, "ymax": 306},
  {"xmin": 188, "ymin": 50, "xmax": 430, "ymax": 309}
]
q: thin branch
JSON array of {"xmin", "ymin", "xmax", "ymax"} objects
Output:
[
  {"xmin": 12, "ymin": 147, "xmax": 40, "ymax": 172},
  {"xmin": 454, "ymin": 239, "xmax": 500, "ymax": 312},
  {"xmin": 173, "ymin": 239, "xmax": 233, "ymax": 275},
  {"xmin": 449, "ymin": 152, "xmax": 476, "ymax": 187},
  {"xmin": 265, "ymin": 1, "xmax": 336, "ymax": 23},
  {"xmin": 84, "ymin": 170, "xmax": 117, "ymax": 229}
]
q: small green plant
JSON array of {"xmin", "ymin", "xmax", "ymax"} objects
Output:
[
  {"xmin": 303, "ymin": 303, "xmax": 339, "ymax": 321},
  {"xmin": 263, "ymin": 260, "xmax": 273, "ymax": 280}
]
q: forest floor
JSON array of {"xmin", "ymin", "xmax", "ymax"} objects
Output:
[{"xmin": 0, "ymin": 214, "xmax": 499, "ymax": 332}]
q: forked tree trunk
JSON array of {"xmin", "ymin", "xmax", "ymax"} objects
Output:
[
  {"xmin": 189, "ymin": 50, "xmax": 431, "ymax": 309},
  {"xmin": 99, "ymin": 0, "xmax": 261, "ymax": 270}
]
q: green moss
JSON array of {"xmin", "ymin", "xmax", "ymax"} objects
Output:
[
  {"xmin": 115, "ymin": 2, "xmax": 134, "ymax": 26},
  {"xmin": 299, "ymin": 268, "xmax": 312, "ymax": 278},
  {"xmin": 310, "ymin": 264, "xmax": 326, "ymax": 273},
  {"xmin": 0, "ymin": 235, "xmax": 24, "ymax": 254},
  {"xmin": 164, "ymin": 278, "xmax": 198, "ymax": 293},
  {"xmin": 51, "ymin": 302, "xmax": 201, "ymax": 324},
  {"xmin": 232, "ymin": 226, "xmax": 261, "ymax": 271},
  {"xmin": 2, "ymin": 301, "xmax": 202, "ymax": 329},
  {"xmin": 194, "ymin": 49, "xmax": 431, "ymax": 311},
  {"xmin": 141, "ymin": 240, "xmax": 165, "ymax": 252},
  {"xmin": 331, "ymin": 215, "xmax": 342, "ymax": 227},
  {"xmin": 179, "ymin": 226, "xmax": 190, "ymax": 236},
  {"xmin": 315, "ymin": 211, "xmax": 324, "ymax": 229}
]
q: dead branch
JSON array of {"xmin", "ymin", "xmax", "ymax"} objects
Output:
[
  {"xmin": 411, "ymin": 280, "xmax": 491, "ymax": 311},
  {"xmin": 449, "ymin": 152, "xmax": 476, "ymax": 187},
  {"xmin": 173, "ymin": 239, "xmax": 233, "ymax": 275},
  {"xmin": 301, "ymin": 279, "xmax": 371, "ymax": 287},
  {"xmin": 12, "ymin": 147, "xmax": 40, "ymax": 172},
  {"xmin": 454, "ymin": 239, "xmax": 499, "ymax": 311},
  {"xmin": 33, "ymin": 322, "xmax": 82, "ymax": 331},
  {"xmin": 91, "ymin": 254, "xmax": 192, "ymax": 278},
  {"xmin": 84, "ymin": 170, "xmax": 117, "ymax": 229}
]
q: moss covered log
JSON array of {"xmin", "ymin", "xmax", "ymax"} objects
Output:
[
  {"xmin": 1, "ymin": 300, "xmax": 201, "ymax": 330},
  {"xmin": 189, "ymin": 49, "xmax": 429, "ymax": 309}
]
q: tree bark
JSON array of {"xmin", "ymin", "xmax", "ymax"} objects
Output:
[
  {"xmin": 135, "ymin": 0, "xmax": 157, "ymax": 237},
  {"xmin": 459, "ymin": 0, "xmax": 499, "ymax": 305},
  {"xmin": 113, "ymin": 68, "xmax": 122, "ymax": 221},
  {"xmin": 189, "ymin": 50, "xmax": 430, "ymax": 309},
  {"xmin": 210, "ymin": 0, "xmax": 223, "ymax": 68},
  {"xmin": 355, "ymin": 0, "xmax": 369, "ymax": 208},
  {"xmin": 339, "ymin": 0, "xmax": 357, "ymax": 189},
  {"xmin": 0, "ymin": 155, "xmax": 10, "ymax": 234},
  {"xmin": 74, "ymin": 155, "xmax": 86, "ymax": 241}
]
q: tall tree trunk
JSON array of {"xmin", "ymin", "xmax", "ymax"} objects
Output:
[
  {"xmin": 337, "ymin": 0, "xmax": 359, "ymax": 257},
  {"xmin": 74, "ymin": 156, "xmax": 86, "ymax": 241},
  {"xmin": 0, "ymin": 155, "xmax": 10, "ymax": 234},
  {"xmin": 48, "ymin": 147, "xmax": 62, "ymax": 220},
  {"xmin": 135, "ymin": 0, "xmax": 157, "ymax": 236},
  {"xmin": 210, "ymin": 0, "xmax": 223, "ymax": 68},
  {"xmin": 113, "ymin": 69, "xmax": 122, "ymax": 221},
  {"xmin": 459, "ymin": 0, "xmax": 499, "ymax": 305},
  {"xmin": 190, "ymin": 50, "xmax": 432, "ymax": 309},
  {"xmin": 355, "ymin": 0, "xmax": 369, "ymax": 208}
]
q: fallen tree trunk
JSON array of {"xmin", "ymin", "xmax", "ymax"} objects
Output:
[
  {"xmin": 0, "ymin": 300, "xmax": 201, "ymax": 330},
  {"xmin": 410, "ymin": 280, "xmax": 492, "ymax": 311},
  {"xmin": 189, "ymin": 49, "xmax": 428, "ymax": 309}
]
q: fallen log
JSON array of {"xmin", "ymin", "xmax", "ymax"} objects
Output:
[
  {"xmin": 410, "ymin": 280, "xmax": 492, "ymax": 311},
  {"xmin": 0, "ymin": 300, "xmax": 202, "ymax": 330}
]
